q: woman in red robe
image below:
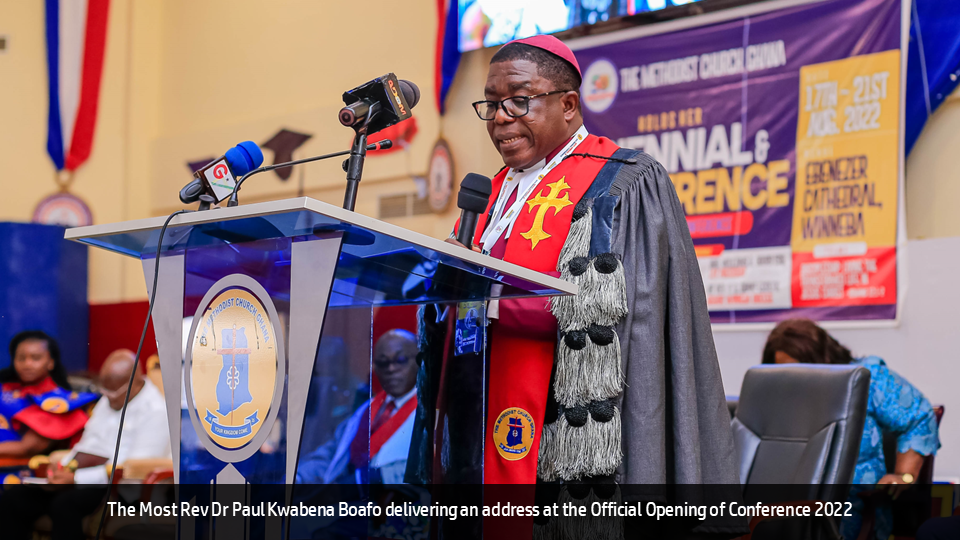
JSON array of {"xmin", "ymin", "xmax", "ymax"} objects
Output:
[{"xmin": 0, "ymin": 331, "xmax": 92, "ymax": 458}]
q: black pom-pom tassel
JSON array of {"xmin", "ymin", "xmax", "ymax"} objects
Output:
[
  {"xmin": 587, "ymin": 324, "xmax": 615, "ymax": 346},
  {"xmin": 594, "ymin": 252, "xmax": 619, "ymax": 274},
  {"xmin": 589, "ymin": 399, "xmax": 616, "ymax": 423},
  {"xmin": 564, "ymin": 405, "xmax": 589, "ymax": 427},
  {"xmin": 568, "ymin": 256, "xmax": 590, "ymax": 276},
  {"xmin": 572, "ymin": 200, "xmax": 590, "ymax": 222},
  {"xmin": 563, "ymin": 330, "xmax": 588, "ymax": 350}
]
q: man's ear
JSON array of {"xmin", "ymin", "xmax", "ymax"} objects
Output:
[{"xmin": 561, "ymin": 91, "xmax": 581, "ymax": 122}]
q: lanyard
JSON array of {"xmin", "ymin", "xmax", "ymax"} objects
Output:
[{"xmin": 480, "ymin": 125, "xmax": 589, "ymax": 252}]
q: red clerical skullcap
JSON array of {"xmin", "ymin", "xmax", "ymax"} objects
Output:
[{"xmin": 506, "ymin": 35, "xmax": 581, "ymax": 78}]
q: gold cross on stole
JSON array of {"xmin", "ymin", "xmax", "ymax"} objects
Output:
[{"xmin": 520, "ymin": 177, "xmax": 573, "ymax": 250}]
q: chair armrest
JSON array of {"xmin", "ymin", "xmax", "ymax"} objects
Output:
[
  {"xmin": 0, "ymin": 457, "xmax": 32, "ymax": 469},
  {"xmin": 121, "ymin": 458, "xmax": 174, "ymax": 481},
  {"xmin": 144, "ymin": 469, "xmax": 174, "ymax": 485},
  {"xmin": 140, "ymin": 469, "xmax": 175, "ymax": 508}
]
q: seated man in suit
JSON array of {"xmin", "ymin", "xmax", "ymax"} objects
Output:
[{"xmin": 297, "ymin": 329, "xmax": 419, "ymax": 484}]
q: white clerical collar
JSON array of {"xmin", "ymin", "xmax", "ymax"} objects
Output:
[{"xmin": 515, "ymin": 158, "xmax": 545, "ymax": 174}]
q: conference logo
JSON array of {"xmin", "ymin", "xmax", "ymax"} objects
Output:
[
  {"xmin": 188, "ymin": 283, "xmax": 280, "ymax": 453},
  {"xmin": 582, "ymin": 59, "xmax": 619, "ymax": 113},
  {"xmin": 493, "ymin": 407, "xmax": 535, "ymax": 461}
]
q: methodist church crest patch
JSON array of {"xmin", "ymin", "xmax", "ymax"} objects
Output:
[
  {"xmin": 188, "ymin": 284, "xmax": 279, "ymax": 452},
  {"xmin": 493, "ymin": 407, "xmax": 535, "ymax": 461},
  {"xmin": 39, "ymin": 397, "xmax": 69, "ymax": 413}
]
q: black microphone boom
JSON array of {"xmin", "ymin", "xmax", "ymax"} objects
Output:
[{"xmin": 456, "ymin": 173, "xmax": 493, "ymax": 248}]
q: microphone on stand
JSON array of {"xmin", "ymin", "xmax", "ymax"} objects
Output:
[
  {"xmin": 179, "ymin": 141, "xmax": 264, "ymax": 210},
  {"xmin": 339, "ymin": 76, "xmax": 420, "ymax": 134},
  {"xmin": 456, "ymin": 173, "xmax": 493, "ymax": 248},
  {"xmin": 339, "ymin": 74, "xmax": 420, "ymax": 211}
]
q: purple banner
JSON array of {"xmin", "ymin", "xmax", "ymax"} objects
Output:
[{"xmin": 574, "ymin": 0, "xmax": 904, "ymax": 324}]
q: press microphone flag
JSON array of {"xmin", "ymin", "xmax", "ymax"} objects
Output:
[{"xmin": 180, "ymin": 141, "xmax": 264, "ymax": 205}]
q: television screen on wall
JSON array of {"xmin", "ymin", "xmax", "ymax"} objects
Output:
[{"xmin": 458, "ymin": 0, "xmax": 704, "ymax": 52}]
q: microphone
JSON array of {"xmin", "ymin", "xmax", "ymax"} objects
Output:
[
  {"xmin": 226, "ymin": 139, "xmax": 393, "ymax": 207},
  {"xmin": 339, "ymin": 74, "xmax": 420, "ymax": 135},
  {"xmin": 456, "ymin": 173, "xmax": 493, "ymax": 248},
  {"xmin": 180, "ymin": 141, "xmax": 264, "ymax": 207}
]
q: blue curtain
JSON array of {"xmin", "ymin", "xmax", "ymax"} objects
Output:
[{"xmin": 906, "ymin": 0, "xmax": 960, "ymax": 155}]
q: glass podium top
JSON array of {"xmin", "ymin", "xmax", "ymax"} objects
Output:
[{"xmin": 65, "ymin": 197, "xmax": 577, "ymax": 306}]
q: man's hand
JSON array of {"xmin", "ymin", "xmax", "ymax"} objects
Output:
[
  {"xmin": 47, "ymin": 466, "xmax": 75, "ymax": 485},
  {"xmin": 445, "ymin": 237, "xmax": 482, "ymax": 253}
]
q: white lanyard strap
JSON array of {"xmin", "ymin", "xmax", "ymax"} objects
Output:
[{"xmin": 481, "ymin": 125, "xmax": 589, "ymax": 251}]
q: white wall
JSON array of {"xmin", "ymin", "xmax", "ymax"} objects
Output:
[{"xmin": 714, "ymin": 236, "xmax": 960, "ymax": 480}]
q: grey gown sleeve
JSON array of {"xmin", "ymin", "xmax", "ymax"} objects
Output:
[{"xmin": 609, "ymin": 153, "xmax": 740, "ymax": 487}]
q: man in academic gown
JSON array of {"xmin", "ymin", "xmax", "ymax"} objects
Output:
[
  {"xmin": 297, "ymin": 330, "xmax": 419, "ymax": 484},
  {"xmin": 411, "ymin": 34, "xmax": 745, "ymax": 537}
]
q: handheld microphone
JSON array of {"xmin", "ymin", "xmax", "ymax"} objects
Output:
[
  {"xmin": 456, "ymin": 173, "xmax": 493, "ymax": 248},
  {"xmin": 339, "ymin": 74, "xmax": 420, "ymax": 135},
  {"xmin": 180, "ymin": 141, "xmax": 264, "ymax": 206}
]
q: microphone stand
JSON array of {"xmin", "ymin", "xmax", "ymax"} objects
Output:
[
  {"xmin": 226, "ymin": 138, "xmax": 391, "ymax": 207},
  {"xmin": 342, "ymin": 110, "xmax": 378, "ymax": 211},
  {"xmin": 342, "ymin": 132, "xmax": 366, "ymax": 212}
]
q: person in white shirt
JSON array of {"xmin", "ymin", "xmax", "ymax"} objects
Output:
[
  {"xmin": 296, "ymin": 330, "xmax": 419, "ymax": 484},
  {"xmin": 0, "ymin": 349, "xmax": 171, "ymax": 540}
]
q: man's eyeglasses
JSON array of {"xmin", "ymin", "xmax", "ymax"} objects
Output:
[
  {"xmin": 373, "ymin": 356, "xmax": 412, "ymax": 369},
  {"xmin": 472, "ymin": 90, "xmax": 573, "ymax": 121}
]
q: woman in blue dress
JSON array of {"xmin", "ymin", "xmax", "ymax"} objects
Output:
[{"xmin": 762, "ymin": 318, "xmax": 941, "ymax": 540}]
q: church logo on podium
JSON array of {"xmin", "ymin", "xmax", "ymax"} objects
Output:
[
  {"xmin": 493, "ymin": 407, "xmax": 535, "ymax": 461},
  {"xmin": 190, "ymin": 287, "xmax": 278, "ymax": 450}
]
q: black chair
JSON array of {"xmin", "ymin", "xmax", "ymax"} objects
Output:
[{"xmin": 733, "ymin": 364, "xmax": 871, "ymax": 503}]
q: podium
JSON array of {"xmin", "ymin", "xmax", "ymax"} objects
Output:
[{"xmin": 65, "ymin": 197, "xmax": 575, "ymax": 487}]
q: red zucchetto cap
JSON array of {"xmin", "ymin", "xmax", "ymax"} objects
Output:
[{"xmin": 505, "ymin": 35, "xmax": 581, "ymax": 78}]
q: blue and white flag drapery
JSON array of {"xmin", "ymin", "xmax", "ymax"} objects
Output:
[{"xmin": 45, "ymin": 0, "xmax": 109, "ymax": 172}]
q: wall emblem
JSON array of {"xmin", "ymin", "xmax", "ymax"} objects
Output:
[
  {"xmin": 32, "ymin": 192, "xmax": 93, "ymax": 227},
  {"xmin": 427, "ymin": 139, "xmax": 454, "ymax": 213}
]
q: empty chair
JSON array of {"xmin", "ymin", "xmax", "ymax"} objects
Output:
[{"xmin": 733, "ymin": 364, "xmax": 870, "ymax": 503}]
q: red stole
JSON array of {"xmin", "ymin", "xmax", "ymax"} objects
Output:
[
  {"xmin": 469, "ymin": 135, "xmax": 620, "ymax": 485},
  {"xmin": 350, "ymin": 390, "xmax": 418, "ymax": 468},
  {"xmin": 369, "ymin": 391, "xmax": 417, "ymax": 457}
]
